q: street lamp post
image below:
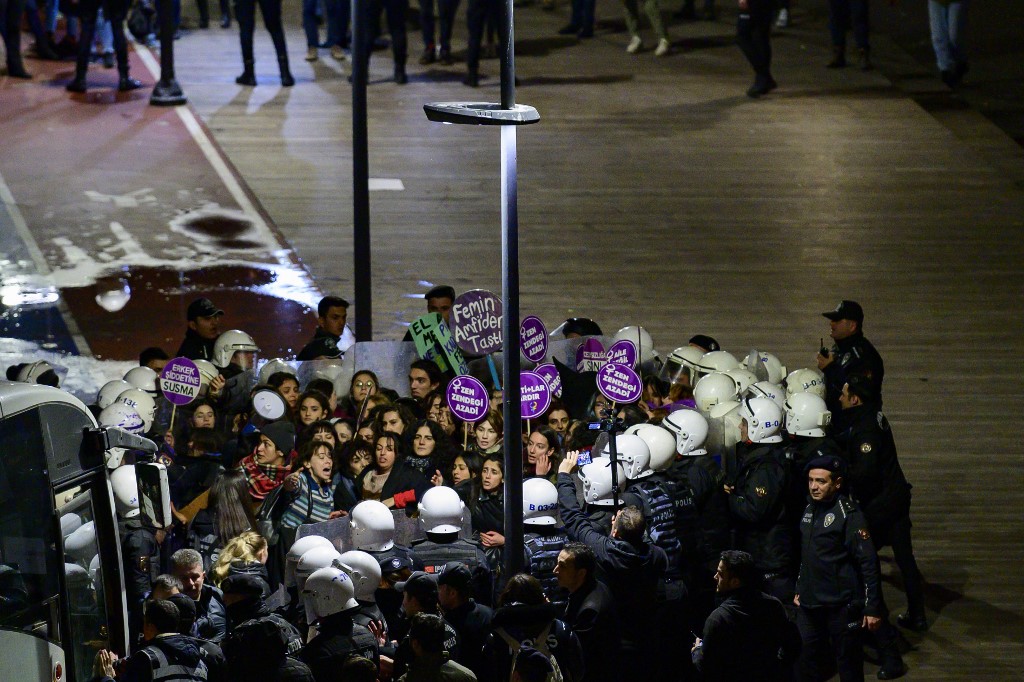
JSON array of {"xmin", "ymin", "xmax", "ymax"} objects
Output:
[{"xmin": 423, "ymin": 0, "xmax": 538, "ymax": 579}]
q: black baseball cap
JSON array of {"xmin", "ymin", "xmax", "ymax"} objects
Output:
[
  {"xmin": 396, "ymin": 571, "xmax": 438, "ymax": 602},
  {"xmin": 822, "ymin": 300, "xmax": 864, "ymax": 325},
  {"xmin": 220, "ymin": 573, "xmax": 266, "ymax": 598},
  {"xmin": 804, "ymin": 454, "xmax": 847, "ymax": 478},
  {"xmin": 688, "ymin": 334, "xmax": 720, "ymax": 352},
  {"xmin": 381, "ymin": 555, "xmax": 413, "ymax": 574},
  {"xmin": 436, "ymin": 562, "xmax": 472, "ymax": 591},
  {"xmin": 187, "ymin": 297, "xmax": 224, "ymax": 321},
  {"xmin": 844, "ymin": 374, "xmax": 877, "ymax": 404}
]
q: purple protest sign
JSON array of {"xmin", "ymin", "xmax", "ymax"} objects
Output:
[
  {"xmin": 605, "ymin": 339, "xmax": 638, "ymax": 369},
  {"xmin": 575, "ymin": 338, "xmax": 605, "ymax": 372},
  {"xmin": 445, "ymin": 375, "xmax": 490, "ymax": 423},
  {"xmin": 534, "ymin": 363, "xmax": 562, "ymax": 398},
  {"xmin": 520, "ymin": 316, "xmax": 548, "ymax": 363},
  {"xmin": 159, "ymin": 357, "xmax": 202, "ymax": 406},
  {"xmin": 597, "ymin": 363, "xmax": 643, "ymax": 404},
  {"xmin": 450, "ymin": 289, "xmax": 503, "ymax": 355},
  {"xmin": 520, "ymin": 371, "xmax": 551, "ymax": 420}
]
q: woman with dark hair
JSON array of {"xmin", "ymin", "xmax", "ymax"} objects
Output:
[
  {"xmin": 482, "ymin": 574, "xmax": 585, "ymax": 681},
  {"xmin": 437, "ymin": 450, "xmax": 482, "ymax": 502},
  {"xmin": 402, "ymin": 418, "xmax": 450, "ymax": 480},
  {"xmin": 470, "ymin": 409, "xmax": 504, "ymax": 457},
  {"xmin": 333, "ymin": 437, "xmax": 374, "ymax": 512},
  {"xmin": 524, "ymin": 425, "xmax": 561, "ymax": 482},
  {"xmin": 187, "ymin": 470, "xmax": 257, "ymax": 573},
  {"xmin": 297, "ymin": 419, "xmax": 336, "ymax": 453},
  {"xmin": 332, "ymin": 418, "xmax": 356, "ymax": 447},
  {"xmin": 339, "ymin": 370, "xmax": 380, "ymax": 421},
  {"xmin": 296, "ymin": 389, "xmax": 332, "ymax": 433},
  {"xmin": 425, "ymin": 389, "xmax": 459, "ymax": 442},
  {"xmin": 267, "ymin": 371, "xmax": 301, "ymax": 416},
  {"xmin": 355, "ymin": 432, "xmax": 430, "ymax": 509},
  {"xmin": 470, "ymin": 454, "xmax": 505, "ymax": 571}
]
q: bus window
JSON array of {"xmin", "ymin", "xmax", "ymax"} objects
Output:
[
  {"xmin": 0, "ymin": 409, "xmax": 61, "ymax": 641},
  {"xmin": 60, "ymin": 490, "xmax": 111, "ymax": 682}
]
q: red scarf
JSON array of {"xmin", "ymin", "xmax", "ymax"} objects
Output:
[{"xmin": 238, "ymin": 454, "xmax": 290, "ymax": 503}]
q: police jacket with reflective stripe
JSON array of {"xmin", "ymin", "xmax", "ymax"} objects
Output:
[
  {"xmin": 621, "ymin": 474, "xmax": 685, "ymax": 580},
  {"xmin": 524, "ymin": 528, "xmax": 570, "ymax": 601}
]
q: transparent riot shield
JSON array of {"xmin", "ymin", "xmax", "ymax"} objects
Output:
[{"xmin": 706, "ymin": 400, "xmax": 742, "ymax": 477}]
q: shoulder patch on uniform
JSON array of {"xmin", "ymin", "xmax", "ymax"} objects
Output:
[
  {"xmin": 824, "ymin": 513, "xmax": 835, "ymax": 528},
  {"xmin": 860, "ymin": 442, "xmax": 872, "ymax": 454},
  {"xmin": 137, "ymin": 556, "xmax": 150, "ymax": 573},
  {"xmin": 839, "ymin": 499, "xmax": 854, "ymax": 515},
  {"xmin": 755, "ymin": 486, "xmax": 767, "ymax": 497},
  {"xmin": 857, "ymin": 528, "xmax": 871, "ymax": 540}
]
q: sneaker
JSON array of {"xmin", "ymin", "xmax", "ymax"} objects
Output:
[
  {"xmin": 654, "ymin": 38, "xmax": 670, "ymax": 56},
  {"xmin": 305, "ymin": 47, "xmax": 318, "ymax": 61},
  {"xmin": 775, "ymin": 8, "xmax": 788, "ymax": 27},
  {"xmin": 626, "ymin": 35, "xmax": 642, "ymax": 54},
  {"xmin": 330, "ymin": 45, "xmax": 345, "ymax": 60}
]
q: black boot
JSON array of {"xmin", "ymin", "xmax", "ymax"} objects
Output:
[
  {"xmin": 393, "ymin": 63, "xmax": 407, "ymax": 84},
  {"xmin": 7, "ymin": 61, "xmax": 33, "ymax": 78},
  {"xmin": 463, "ymin": 69, "xmax": 479, "ymax": 87},
  {"xmin": 278, "ymin": 55, "xmax": 294, "ymax": 86},
  {"xmin": 826, "ymin": 46, "xmax": 846, "ymax": 68},
  {"xmin": 197, "ymin": 0, "xmax": 210, "ymax": 27},
  {"xmin": 236, "ymin": 60, "xmax": 256, "ymax": 85},
  {"xmin": 857, "ymin": 47, "xmax": 872, "ymax": 71},
  {"xmin": 116, "ymin": 48, "xmax": 142, "ymax": 90},
  {"xmin": 66, "ymin": 70, "xmax": 87, "ymax": 91}
]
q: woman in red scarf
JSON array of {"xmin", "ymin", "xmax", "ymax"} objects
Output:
[{"xmin": 237, "ymin": 421, "xmax": 295, "ymax": 512}]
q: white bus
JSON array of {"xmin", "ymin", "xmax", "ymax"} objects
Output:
[{"xmin": 0, "ymin": 381, "xmax": 161, "ymax": 682}]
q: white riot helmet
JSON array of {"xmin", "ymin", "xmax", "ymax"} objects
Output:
[
  {"xmin": 350, "ymin": 500, "xmax": 396, "ymax": 551},
  {"xmin": 745, "ymin": 350, "xmax": 787, "ymax": 384},
  {"xmin": 286, "ymin": 535, "xmax": 335, "ymax": 588},
  {"xmin": 124, "ymin": 366, "xmax": 159, "ymax": 395},
  {"xmin": 99, "ymin": 401, "xmax": 145, "ymax": 440},
  {"xmin": 61, "ymin": 513, "xmax": 84, "ymax": 539},
  {"xmin": 418, "ymin": 486, "xmax": 465, "ymax": 535},
  {"xmin": 613, "ymin": 325, "xmax": 658, "ymax": 364},
  {"xmin": 661, "ymin": 409, "xmax": 709, "ymax": 457},
  {"xmin": 695, "ymin": 351, "xmax": 739, "ymax": 379},
  {"xmin": 17, "ymin": 360, "xmax": 61, "ymax": 387},
  {"xmin": 747, "ymin": 381, "xmax": 786, "ymax": 410},
  {"xmin": 522, "ymin": 478, "xmax": 559, "ymax": 526},
  {"xmin": 693, "ymin": 373, "xmax": 739, "ymax": 414},
  {"xmin": 110, "ymin": 466, "xmax": 141, "ymax": 518},
  {"xmin": 600, "ymin": 434, "xmax": 651, "ymax": 481},
  {"xmin": 302, "ymin": 567, "xmax": 358, "ymax": 622},
  {"xmin": 213, "ymin": 330, "xmax": 260, "ymax": 369},
  {"xmin": 627, "ymin": 424, "xmax": 677, "ymax": 472},
  {"xmin": 97, "ymin": 379, "xmax": 133, "ymax": 410},
  {"xmin": 296, "ymin": 545, "xmax": 344, "ymax": 593},
  {"xmin": 725, "ymin": 368, "xmax": 759, "ymax": 394},
  {"xmin": 785, "ymin": 368, "xmax": 826, "ymax": 400},
  {"xmin": 64, "ymin": 521, "xmax": 97, "ymax": 564},
  {"xmin": 662, "ymin": 346, "xmax": 705, "ymax": 385},
  {"xmin": 739, "ymin": 396, "xmax": 784, "ymax": 444},
  {"xmin": 193, "ymin": 359, "xmax": 220, "ymax": 396},
  {"xmin": 115, "ymin": 388, "xmax": 156, "ymax": 432},
  {"xmin": 312, "ymin": 360, "xmax": 345, "ymax": 386},
  {"xmin": 339, "ymin": 550, "xmax": 383, "ymax": 602},
  {"xmin": 579, "ymin": 457, "xmax": 626, "ymax": 506},
  {"xmin": 784, "ymin": 393, "xmax": 832, "ymax": 438},
  {"xmin": 258, "ymin": 358, "xmax": 297, "ymax": 386}
]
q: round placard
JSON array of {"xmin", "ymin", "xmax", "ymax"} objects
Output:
[
  {"xmin": 520, "ymin": 316, "xmax": 548, "ymax": 363},
  {"xmin": 533, "ymin": 363, "xmax": 563, "ymax": 398},
  {"xmin": 450, "ymin": 289, "xmax": 503, "ymax": 355},
  {"xmin": 605, "ymin": 339, "xmax": 638, "ymax": 369},
  {"xmin": 445, "ymin": 375, "xmax": 490, "ymax": 423},
  {"xmin": 520, "ymin": 371, "xmax": 552, "ymax": 420},
  {"xmin": 159, "ymin": 357, "xmax": 202, "ymax": 406},
  {"xmin": 596, "ymin": 363, "xmax": 643, "ymax": 404}
]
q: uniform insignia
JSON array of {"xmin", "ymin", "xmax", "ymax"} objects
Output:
[
  {"xmin": 860, "ymin": 443, "xmax": 872, "ymax": 454},
  {"xmin": 138, "ymin": 556, "xmax": 150, "ymax": 572},
  {"xmin": 857, "ymin": 528, "xmax": 871, "ymax": 540},
  {"xmin": 841, "ymin": 353, "xmax": 851, "ymax": 366},
  {"xmin": 824, "ymin": 513, "xmax": 835, "ymax": 528},
  {"xmin": 755, "ymin": 486, "xmax": 767, "ymax": 497}
]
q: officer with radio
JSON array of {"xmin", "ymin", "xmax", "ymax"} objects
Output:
[{"xmin": 817, "ymin": 300, "xmax": 884, "ymax": 415}]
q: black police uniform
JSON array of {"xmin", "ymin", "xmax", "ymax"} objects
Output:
[
  {"xmin": 727, "ymin": 443, "xmax": 797, "ymax": 602},
  {"xmin": 121, "ymin": 633, "xmax": 210, "ymax": 682},
  {"xmin": 796, "ymin": 492, "xmax": 881, "ymax": 682},
  {"xmin": 411, "ymin": 535, "xmax": 493, "ymax": 606},
  {"xmin": 562, "ymin": 578, "xmax": 620, "ymax": 682},
  {"xmin": 523, "ymin": 527, "xmax": 570, "ymax": 603},
  {"xmin": 296, "ymin": 328, "xmax": 343, "ymax": 361},
  {"xmin": 177, "ymin": 329, "xmax": 217, "ymax": 362},
  {"xmin": 300, "ymin": 610, "xmax": 380, "ymax": 680},
  {"xmin": 822, "ymin": 330, "xmax": 884, "ymax": 414},
  {"xmin": 443, "ymin": 598, "xmax": 493, "ymax": 678},
  {"xmin": 369, "ymin": 544, "xmax": 422, "ymax": 634},
  {"xmin": 832, "ymin": 402, "xmax": 924, "ymax": 624},
  {"xmin": 195, "ymin": 584, "xmax": 228, "ymax": 643},
  {"xmin": 120, "ymin": 517, "xmax": 162, "ymax": 648}
]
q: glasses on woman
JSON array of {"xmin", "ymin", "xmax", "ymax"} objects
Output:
[{"xmin": 354, "ymin": 381, "xmax": 376, "ymax": 389}]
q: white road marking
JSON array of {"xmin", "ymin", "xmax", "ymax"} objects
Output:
[{"xmin": 369, "ymin": 178, "xmax": 405, "ymax": 191}]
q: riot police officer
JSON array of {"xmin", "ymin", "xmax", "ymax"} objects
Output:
[
  {"xmin": 411, "ymin": 487, "xmax": 492, "ymax": 605},
  {"xmin": 113, "ymin": 466, "xmax": 164, "ymax": 648},
  {"xmin": 522, "ymin": 478, "xmax": 570, "ymax": 603},
  {"xmin": 817, "ymin": 300, "xmax": 884, "ymax": 414}
]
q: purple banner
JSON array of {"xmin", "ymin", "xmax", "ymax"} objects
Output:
[
  {"xmin": 159, "ymin": 357, "xmax": 201, "ymax": 406},
  {"xmin": 445, "ymin": 375, "xmax": 490, "ymax": 423},
  {"xmin": 534, "ymin": 363, "xmax": 563, "ymax": 398},
  {"xmin": 575, "ymin": 338, "xmax": 605, "ymax": 372},
  {"xmin": 450, "ymin": 289, "xmax": 503, "ymax": 355},
  {"xmin": 596, "ymin": 363, "xmax": 643, "ymax": 404},
  {"xmin": 520, "ymin": 316, "xmax": 548, "ymax": 363},
  {"xmin": 605, "ymin": 339, "xmax": 637, "ymax": 369},
  {"xmin": 520, "ymin": 371, "xmax": 552, "ymax": 420}
]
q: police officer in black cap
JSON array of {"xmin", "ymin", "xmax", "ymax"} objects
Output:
[
  {"xmin": 178, "ymin": 298, "xmax": 225, "ymax": 361},
  {"xmin": 817, "ymin": 300, "xmax": 884, "ymax": 415},
  {"xmin": 795, "ymin": 455, "xmax": 905, "ymax": 681},
  {"xmin": 297, "ymin": 296, "xmax": 349, "ymax": 361},
  {"xmin": 832, "ymin": 376, "xmax": 925, "ymax": 633}
]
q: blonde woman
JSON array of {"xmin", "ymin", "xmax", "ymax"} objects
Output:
[{"xmin": 210, "ymin": 530, "xmax": 269, "ymax": 587}]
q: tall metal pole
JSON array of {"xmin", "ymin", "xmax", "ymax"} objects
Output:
[
  {"xmin": 500, "ymin": 0, "xmax": 523, "ymax": 580},
  {"xmin": 352, "ymin": 0, "xmax": 372, "ymax": 341}
]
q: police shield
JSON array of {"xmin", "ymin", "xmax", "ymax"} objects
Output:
[
  {"xmin": 326, "ymin": 341, "xmax": 422, "ymax": 399},
  {"xmin": 705, "ymin": 400, "xmax": 742, "ymax": 475},
  {"xmin": 745, "ymin": 349, "xmax": 771, "ymax": 383}
]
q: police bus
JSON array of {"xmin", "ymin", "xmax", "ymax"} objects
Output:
[{"xmin": 0, "ymin": 381, "xmax": 163, "ymax": 682}]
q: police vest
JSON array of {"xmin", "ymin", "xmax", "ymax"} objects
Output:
[
  {"xmin": 137, "ymin": 645, "xmax": 209, "ymax": 682},
  {"xmin": 413, "ymin": 539, "xmax": 485, "ymax": 575},
  {"xmin": 524, "ymin": 531, "xmax": 568, "ymax": 601},
  {"xmin": 626, "ymin": 478, "xmax": 684, "ymax": 579}
]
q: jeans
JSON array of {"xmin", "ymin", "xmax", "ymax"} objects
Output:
[
  {"xmin": 569, "ymin": 0, "xmax": 595, "ymax": 31},
  {"xmin": 622, "ymin": 0, "xmax": 666, "ymax": 40},
  {"xmin": 737, "ymin": 0, "xmax": 773, "ymax": 80},
  {"xmin": 827, "ymin": 0, "xmax": 868, "ymax": 51},
  {"xmin": 928, "ymin": 0, "xmax": 967, "ymax": 72},
  {"xmin": 303, "ymin": 0, "xmax": 341, "ymax": 47}
]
